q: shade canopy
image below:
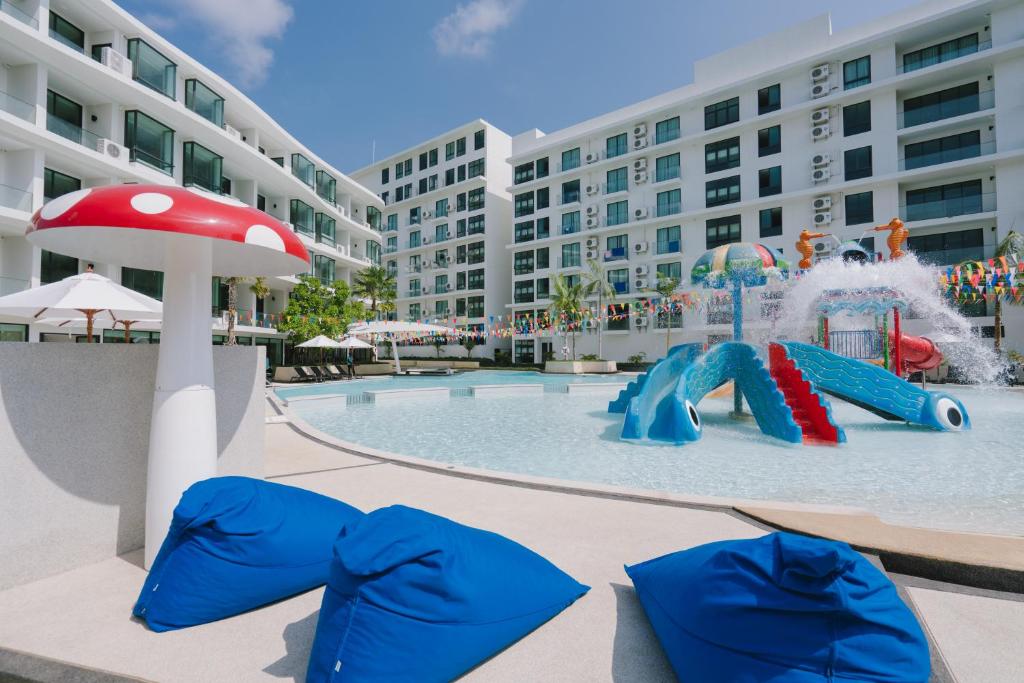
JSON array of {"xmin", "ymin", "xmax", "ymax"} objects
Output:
[
  {"xmin": 0, "ymin": 271, "xmax": 162, "ymax": 322},
  {"xmin": 295, "ymin": 334, "xmax": 343, "ymax": 349},
  {"xmin": 337, "ymin": 336, "xmax": 373, "ymax": 349},
  {"xmin": 690, "ymin": 242, "xmax": 789, "ymax": 289},
  {"xmin": 27, "ymin": 184, "xmax": 309, "ymax": 277}
]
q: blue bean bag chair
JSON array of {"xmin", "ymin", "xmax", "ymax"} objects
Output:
[
  {"xmin": 306, "ymin": 505, "xmax": 589, "ymax": 682},
  {"xmin": 626, "ymin": 532, "xmax": 930, "ymax": 682},
  {"xmin": 134, "ymin": 476, "xmax": 363, "ymax": 632}
]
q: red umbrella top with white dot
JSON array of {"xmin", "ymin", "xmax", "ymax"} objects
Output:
[{"xmin": 27, "ymin": 184, "xmax": 310, "ymax": 568}]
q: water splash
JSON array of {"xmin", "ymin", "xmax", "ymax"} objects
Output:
[{"xmin": 767, "ymin": 255, "xmax": 1004, "ymax": 384}]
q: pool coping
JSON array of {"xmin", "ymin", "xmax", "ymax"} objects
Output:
[{"xmin": 269, "ymin": 393, "xmax": 1024, "ymax": 593}]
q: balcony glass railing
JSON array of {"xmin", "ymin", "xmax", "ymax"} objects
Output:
[
  {"xmin": 129, "ymin": 146, "xmax": 174, "ymax": 174},
  {"xmin": 897, "ymin": 40, "xmax": 991, "ymax": 74},
  {"xmin": 0, "ymin": 276, "xmax": 30, "ymax": 296},
  {"xmin": 898, "ymin": 90, "xmax": 994, "ymax": 129},
  {"xmin": 604, "ymin": 247, "xmax": 627, "ymax": 262},
  {"xmin": 1, "ymin": 1, "xmax": 37, "ymax": 27},
  {"xmin": 407, "ymin": 289, "xmax": 422, "ymax": 298},
  {"xmin": 912, "ymin": 246, "xmax": 987, "ymax": 267},
  {"xmin": 49, "ymin": 28, "xmax": 84, "ymax": 53},
  {"xmin": 0, "ymin": 182, "xmax": 32, "ymax": 212},
  {"xmin": 611, "ymin": 281, "xmax": 629, "ymax": 294},
  {"xmin": 899, "ymin": 140, "xmax": 994, "ymax": 171},
  {"xmin": 47, "ymin": 114, "xmax": 100, "ymax": 149},
  {"xmin": 560, "ymin": 192, "xmax": 581, "ymax": 205},
  {"xmin": 656, "ymin": 240, "xmax": 681, "ymax": 254},
  {"xmin": 0, "ymin": 88, "xmax": 34, "ymax": 121},
  {"xmin": 383, "ymin": 245, "xmax": 398, "ymax": 254},
  {"xmin": 902, "ymin": 192, "xmax": 996, "ymax": 222}
]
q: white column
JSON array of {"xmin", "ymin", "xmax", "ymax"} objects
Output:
[{"xmin": 144, "ymin": 239, "xmax": 217, "ymax": 568}]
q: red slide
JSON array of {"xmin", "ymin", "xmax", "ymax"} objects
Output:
[
  {"xmin": 888, "ymin": 332, "xmax": 942, "ymax": 373},
  {"xmin": 768, "ymin": 344, "xmax": 842, "ymax": 444}
]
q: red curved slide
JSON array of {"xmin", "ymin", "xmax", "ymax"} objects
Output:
[{"xmin": 888, "ymin": 331, "xmax": 942, "ymax": 373}]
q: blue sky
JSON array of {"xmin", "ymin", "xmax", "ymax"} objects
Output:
[{"xmin": 119, "ymin": 0, "xmax": 924, "ymax": 174}]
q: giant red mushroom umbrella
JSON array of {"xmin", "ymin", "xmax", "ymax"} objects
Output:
[{"xmin": 28, "ymin": 184, "xmax": 309, "ymax": 567}]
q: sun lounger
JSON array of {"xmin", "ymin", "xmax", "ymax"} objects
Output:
[
  {"xmin": 305, "ymin": 366, "xmax": 327, "ymax": 382},
  {"xmin": 294, "ymin": 367, "xmax": 316, "ymax": 382},
  {"xmin": 321, "ymin": 365, "xmax": 343, "ymax": 380},
  {"xmin": 328, "ymin": 364, "xmax": 350, "ymax": 380}
]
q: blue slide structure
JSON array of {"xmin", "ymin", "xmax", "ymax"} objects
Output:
[
  {"xmin": 773, "ymin": 342, "xmax": 970, "ymax": 432},
  {"xmin": 609, "ymin": 344, "xmax": 702, "ymax": 414}
]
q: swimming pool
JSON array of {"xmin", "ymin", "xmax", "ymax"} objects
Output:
[{"xmin": 286, "ymin": 377, "xmax": 1024, "ymax": 537}]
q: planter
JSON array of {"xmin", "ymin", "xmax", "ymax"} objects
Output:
[
  {"xmin": 354, "ymin": 363, "xmax": 396, "ymax": 376},
  {"xmin": 543, "ymin": 360, "xmax": 618, "ymax": 374}
]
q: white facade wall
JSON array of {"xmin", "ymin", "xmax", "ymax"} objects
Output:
[
  {"xmin": 507, "ymin": 0, "xmax": 1024, "ymax": 364},
  {"xmin": 0, "ymin": 0, "xmax": 382, "ymax": 348}
]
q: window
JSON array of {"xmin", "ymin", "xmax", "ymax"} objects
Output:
[
  {"xmin": 561, "ymin": 242, "xmax": 581, "ymax": 268},
  {"xmin": 657, "ymin": 226, "xmax": 681, "ymax": 254},
  {"xmin": 435, "ymin": 298, "xmax": 448, "ymax": 315},
  {"xmin": 536, "ymin": 247, "xmax": 550, "ymax": 269},
  {"xmin": 404, "ymin": 159, "xmax": 412, "ymax": 176},
  {"xmin": 467, "ymin": 269, "xmax": 485, "ymax": 290},
  {"xmin": 655, "ymin": 153, "xmax": 680, "ymax": 183},
  {"xmin": 706, "ymin": 176, "xmax": 740, "ymax": 207},
  {"xmin": 514, "ymin": 251, "xmax": 534, "ymax": 275},
  {"xmin": 706, "ymin": 215, "xmax": 742, "ymax": 248},
  {"xmin": 515, "ymin": 220, "xmax": 534, "ymax": 243},
  {"xmin": 906, "ymin": 227, "xmax": 984, "ymax": 266},
  {"xmin": 184, "ymin": 79, "xmax": 224, "ymax": 127},
  {"xmin": 127, "ymin": 38, "xmax": 177, "ymax": 99},
  {"xmin": 409, "ymin": 230, "xmax": 422, "ymax": 249},
  {"xmin": 607, "ymin": 167, "xmax": 628, "ymax": 194},
  {"xmin": 514, "ymin": 162, "xmax": 534, "ymax": 185},
  {"xmin": 457, "ymin": 165, "xmax": 467, "ymax": 182},
  {"xmin": 606, "ymin": 302, "xmax": 630, "ymax": 330},
  {"xmin": 562, "ymin": 179, "xmax": 580, "ymax": 204},
  {"xmin": 758, "ymin": 84, "xmax": 780, "ymax": 115},
  {"xmin": 903, "ymin": 33, "xmax": 979, "ymax": 73},
  {"xmin": 435, "ymin": 198, "xmax": 449, "ymax": 217},
  {"xmin": 515, "ymin": 191, "xmax": 534, "ymax": 217},
  {"xmin": 0, "ymin": 322, "xmax": 28, "ymax": 342},
  {"xmin": 456, "ymin": 297, "xmax": 466, "ymax": 315},
  {"xmin": 843, "ymin": 101, "xmax": 871, "ymax": 136},
  {"xmin": 562, "ymin": 211, "xmax": 580, "ymax": 234},
  {"xmin": 456, "ymin": 137, "xmax": 466, "ymax": 156},
  {"xmin": 316, "ymin": 170, "xmax": 337, "ymax": 204},
  {"xmin": 430, "ymin": 149, "xmax": 438, "ymax": 166},
  {"xmin": 474, "ymin": 129, "xmax": 485, "ymax": 149},
  {"xmin": 536, "ymin": 217, "xmax": 550, "ymax": 239},
  {"xmin": 704, "ymin": 97, "xmax": 739, "ymax": 130},
  {"xmin": 656, "ymin": 261, "xmax": 682, "ymax": 281},
  {"xmin": 843, "ymin": 56, "xmax": 871, "ymax": 90},
  {"xmin": 182, "ymin": 142, "xmax": 223, "ymax": 193},
  {"xmin": 606, "ymin": 200, "xmax": 629, "ymax": 227},
  {"xmin": 122, "ymin": 267, "xmax": 163, "ymax": 300},
  {"xmin": 387, "ymin": 214, "xmax": 398, "ymax": 231},
  {"xmin": 418, "ymin": 178, "xmax": 428, "ymax": 195},
  {"xmin": 221, "ymin": 175, "xmax": 233, "ymax": 198},
  {"xmin": 903, "ymin": 130, "xmax": 981, "ymax": 170},
  {"xmin": 40, "ymin": 250, "xmax": 78, "ymax": 284},
  {"xmin": 537, "ymin": 187, "xmax": 549, "ymax": 210},
  {"xmin": 607, "ymin": 268, "xmax": 629, "ymax": 294},
  {"xmin": 435, "ymin": 222, "xmax": 448, "ymax": 242},
  {"xmin": 419, "ymin": 152, "xmax": 428, "ymax": 171},
  {"xmin": 705, "ymin": 137, "xmax": 740, "ymax": 173},
  {"xmin": 844, "ymin": 146, "xmax": 873, "ymax": 180},
  {"xmin": 606, "ymin": 133, "xmax": 628, "ymax": 159},
  {"xmin": 657, "ymin": 189, "xmax": 681, "ymax": 217},
  {"xmin": 515, "ymin": 280, "xmax": 535, "ymax": 303},
  {"xmin": 758, "ymin": 166, "xmax": 781, "ymax": 197},
  {"xmin": 456, "ymin": 218, "xmax": 466, "ymax": 237},
  {"xmin": 759, "ymin": 207, "xmax": 782, "ymax": 237},
  {"xmin": 467, "ymin": 296, "xmax": 485, "ymax": 318},
  {"xmin": 46, "ymin": 90, "xmax": 82, "ymax": 143},
  {"xmin": 395, "ymin": 161, "xmax": 404, "ymax": 179},
  {"xmin": 445, "ymin": 168, "xmax": 455, "ymax": 186},
  {"xmin": 124, "ymin": 110, "xmax": 174, "ymax": 174},
  {"xmin": 90, "ymin": 43, "xmax": 111, "ymax": 62},
  {"xmin": 49, "ymin": 12, "xmax": 84, "ymax": 52},
  {"xmin": 655, "ymin": 116, "xmax": 680, "ymax": 144},
  {"xmin": 410, "ymin": 207, "xmax": 421, "ymax": 226},
  {"xmin": 290, "ymin": 200, "xmax": 314, "ymax": 236},
  {"xmin": 315, "ymin": 213, "xmax": 336, "ymax": 246},
  {"xmin": 381, "ymin": 167, "xmax": 389, "ymax": 184},
  {"xmin": 467, "ymin": 214, "xmax": 485, "ymax": 235},
  {"xmin": 467, "ymin": 187, "xmax": 485, "ymax": 211},
  {"xmin": 468, "ymin": 241, "xmax": 485, "ymax": 264},
  {"xmin": 43, "ymin": 168, "xmax": 80, "ymax": 201},
  {"xmin": 291, "ymin": 153, "xmax": 315, "ymax": 187},
  {"xmin": 536, "ymin": 278, "xmax": 550, "ymax": 300},
  {"xmin": 468, "ymin": 158, "xmax": 485, "ymax": 178},
  {"xmin": 536, "ymin": 157, "xmax": 549, "ymax": 178},
  {"xmin": 445, "ymin": 141, "xmax": 455, "ymax": 160},
  {"xmin": 905, "ymin": 180, "xmax": 983, "ymax": 222},
  {"xmin": 561, "ymin": 147, "xmax": 580, "ymax": 171},
  {"xmin": 845, "ymin": 191, "xmax": 874, "ymax": 225},
  {"xmin": 758, "ymin": 126, "xmax": 780, "ymax": 157},
  {"xmin": 903, "ymin": 82, "xmax": 980, "ymax": 128}
]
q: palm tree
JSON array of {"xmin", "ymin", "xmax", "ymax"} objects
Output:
[
  {"xmin": 581, "ymin": 258, "xmax": 616, "ymax": 360},
  {"xmin": 648, "ymin": 274, "xmax": 680, "ymax": 356},
  {"xmin": 225, "ymin": 276, "xmax": 269, "ymax": 346},
  {"xmin": 352, "ymin": 265, "xmax": 397, "ymax": 320},
  {"xmin": 548, "ymin": 274, "xmax": 584, "ymax": 361},
  {"xmin": 992, "ymin": 230, "xmax": 1024, "ymax": 354},
  {"xmin": 462, "ymin": 336, "xmax": 477, "ymax": 359}
]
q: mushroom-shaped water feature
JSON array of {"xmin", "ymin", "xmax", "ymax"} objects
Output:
[{"xmin": 28, "ymin": 184, "xmax": 309, "ymax": 567}]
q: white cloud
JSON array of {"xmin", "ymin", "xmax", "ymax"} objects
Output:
[
  {"xmin": 146, "ymin": 0, "xmax": 294, "ymax": 89},
  {"xmin": 432, "ymin": 0, "xmax": 524, "ymax": 58}
]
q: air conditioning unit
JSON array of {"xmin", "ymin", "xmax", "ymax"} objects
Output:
[
  {"xmin": 586, "ymin": 237, "xmax": 599, "ymax": 248},
  {"xmin": 445, "ymin": 283, "xmax": 453, "ymax": 291},
  {"xmin": 422, "ymin": 236, "xmax": 432, "ymax": 245},
  {"xmin": 585, "ymin": 152, "xmax": 600, "ymax": 164},
  {"xmin": 633, "ymin": 243, "xmax": 648, "ymax": 255},
  {"xmin": 633, "ymin": 158, "xmax": 648, "ymax": 171},
  {"xmin": 812, "ymin": 168, "xmax": 830, "ymax": 183},
  {"xmin": 445, "ymin": 231, "xmax": 452, "ymax": 239},
  {"xmin": 633, "ymin": 207, "xmax": 649, "ymax": 220},
  {"xmin": 421, "ymin": 286, "xmax": 431, "ymax": 294},
  {"xmin": 635, "ymin": 264, "xmax": 649, "ymax": 275},
  {"xmin": 812, "ymin": 195, "xmax": 832, "ymax": 211},
  {"xmin": 811, "ymin": 125, "xmax": 831, "ymax": 141},
  {"xmin": 585, "ymin": 249, "xmax": 598, "ymax": 259},
  {"xmin": 101, "ymin": 46, "xmax": 132, "ymax": 77},
  {"xmin": 633, "ymin": 123, "xmax": 648, "ymax": 137},
  {"xmin": 634, "ymin": 315, "xmax": 649, "ymax": 326},
  {"xmin": 95, "ymin": 138, "xmax": 127, "ymax": 164},
  {"xmin": 813, "ymin": 241, "xmax": 834, "ymax": 261},
  {"xmin": 422, "ymin": 210, "xmax": 432, "ymax": 219},
  {"xmin": 224, "ymin": 124, "xmax": 241, "ymax": 140},
  {"xmin": 811, "ymin": 108, "xmax": 830, "ymax": 124},
  {"xmin": 811, "ymin": 83, "xmax": 829, "ymax": 99},
  {"xmin": 811, "ymin": 153, "xmax": 831, "ymax": 168},
  {"xmin": 813, "ymin": 211, "xmax": 833, "ymax": 225},
  {"xmin": 811, "ymin": 63, "xmax": 830, "ymax": 82},
  {"xmin": 632, "ymin": 137, "xmax": 648, "ymax": 150},
  {"xmin": 585, "ymin": 183, "xmax": 601, "ymax": 196},
  {"xmin": 634, "ymin": 171, "xmax": 648, "ymax": 184},
  {"xmin": 585, "ymin": 204, "xmax": 599, "ymax": 216},
  {"xmin": 585, "ymin": 216, "xmax": 599, "ymax": 229}
]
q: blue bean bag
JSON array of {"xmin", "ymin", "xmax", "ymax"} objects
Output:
[
  {"xmin": 306, "ymin": 505, "xmax": 589, "ymax": 682},
  {"xmin": 626, "ymin": 532, "xmax": 930, "ymax": 682},
  {"xmin": 133, "ymin": 476, "xmax": 363, "ymax": 632}
]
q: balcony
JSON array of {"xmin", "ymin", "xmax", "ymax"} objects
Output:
[
  {"xmin": 913, "ymin": 247, "xmax": 987, "ymax": 267},
  {"xmin": 1, "ymin": 1, "xmax": 37, "ymax": 27},
  {"xmin": 604, "ymin": 247, "xmax": 628, "ymax": 262},
  {"xmin": 129, "ymin": 146, "xmax": 174, "ymax": 175},
  {"xmin": 611, "ymin": 281, "xmax": 629, "ymax": 294},
  {"xmin": 897, "ymin": 39, "xmax": 991, "ymax": 74},
  {"xmin": 899, "ymin": 140, "xmax": 994, "ymax": 171},
  {"xmin": 291, "ymin": 154, "xmax": 315, "ymax": 188},
  {"xmin": 0, "ymin": 183, "xmax": 32, "ymax": 212},
  {"xmin": 559, "ymin": 192, "xmax": 581, "ymax": 206},
  {"xmin": 656, "ymin": 240, "xmax": 681, "ymax": 255},
  {"xmin": 47, "ymin": 114, "xmax": 100, "ymax": 149},
  {"xmin": 49, "ymin": 27, "xmax": 84, "ymax": 53},
  {"xmin": 902, "ymin": 192, "xmax": 995, "ymax": 222},
  {"xmin": 383, "ymin": 245, "xmax": 398, "ymax": 254},
  {"xmin": 0, "ymin": 88, "xmax": 33, "ymax": 122},
  {"xmin": 899, "ymin": 90, "xmax": 995, "ymax": 129},
  {"xmin": 406, "ymin": 289, "xmax": 422, "ymax": 298}
]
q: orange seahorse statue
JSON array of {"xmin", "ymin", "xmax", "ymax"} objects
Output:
[
  {"xmin": 796, "ymin": 229, "xmax": 830, "ymax": 269},
  {"xmin": 873, "ymin": 218, "xmax": 908, "ymax": 260}
]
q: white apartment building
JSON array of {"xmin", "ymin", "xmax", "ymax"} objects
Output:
[
  {"xmin": 506, "ymin": 0, "xmax": 1024, "ymax": 364},
  {"xmin": 0, "ymin": 0, "xmax": 383, "ymax": 365},
  {"xmin": 351, "ymin": 120, "xmax": 512, "ymax": 359}
]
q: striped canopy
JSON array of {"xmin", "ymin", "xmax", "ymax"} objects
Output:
[{"xmin": 690, "ymin": 242, "xmax": 789, "ymax": 288}]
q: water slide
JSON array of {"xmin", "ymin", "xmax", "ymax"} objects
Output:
[
  {"xmin": 609, "ymin": 344, "xmax": 702, "ymax": 414},
  {"xmin": 773, "ymin": 341, "xmax": 970, "ymax": 431},
  {"xmin": 889, "ymin": 332, "xmax": 943, "ymax": 373}
]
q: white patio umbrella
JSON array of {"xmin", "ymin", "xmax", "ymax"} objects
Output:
[
  {"xmin": 295, "ymin": 334, "xmax": 343, "ymax": 349},
  {"xmin": 346, "ymin": 320, "xmax": 462, "ymax": 373},
  {"xmin": 0, "ymin": 269, "xmax": 161, "ymax": 341},
  {"xmin": 337, "ymin": 336, "xmax": 373, "ymax": 349}
]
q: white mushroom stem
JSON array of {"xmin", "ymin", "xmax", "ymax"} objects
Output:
[{"xmin": 144, "ymin": 239, "xmax": 218, "ymax": 568}]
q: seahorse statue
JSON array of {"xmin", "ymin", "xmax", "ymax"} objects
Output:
[
  {"xmin": 873, "ymin": 218, "xmax": 908, "ymax": 260},
  {"xmin": 796, "ymin": 229, "xmax": 829, "ymax": 269}
]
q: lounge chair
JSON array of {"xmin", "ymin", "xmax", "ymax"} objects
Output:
[
  {"xmin": 327, "ymin": 364, "xmax": 350, "ymax": 380},
  {"xmin": 294, "ymin": 367, "xmax": 316, "ymax": 383},
  {"xmin": 321, "ymin": 365, "xmax": 343, "ymax": 380},
  {"xmin": 305, "ymin": 366, "xmax": 327, "ymax": 382}
]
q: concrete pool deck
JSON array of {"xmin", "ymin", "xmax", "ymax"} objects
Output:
[{"xmin": 0, "ymin": 409, "xmax": 1022, "ymax": 681}]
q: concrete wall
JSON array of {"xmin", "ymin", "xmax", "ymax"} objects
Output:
[{"xmin": 0, "ymin": 344, "xmax": 265, "ymax": 590}]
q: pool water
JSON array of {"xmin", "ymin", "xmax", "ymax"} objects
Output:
[{"xmin": 288, "ymin": 380, "xmax": 1024, "ymax": 537}]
